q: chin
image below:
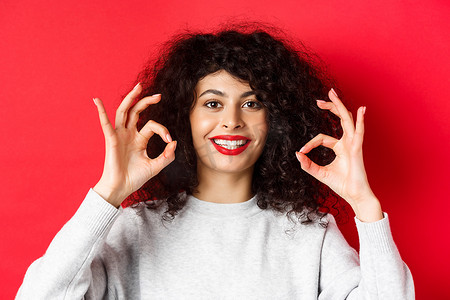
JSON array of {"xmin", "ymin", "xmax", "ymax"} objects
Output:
[{"xmin": 205, "ymin": 155, "xmax": 259, "ymax": 173}]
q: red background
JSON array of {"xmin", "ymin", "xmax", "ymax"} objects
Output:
[{"xmin": 1, "ymin": 0, "xmax": 449, "ymax": 298}]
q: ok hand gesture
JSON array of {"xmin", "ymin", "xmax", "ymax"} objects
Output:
[
  {"xmin": 296, "ymin": 89, "xmax": 383, "ymax": 222},
  {"xmin": 92, "ymin": 83, "xmax": 177, "ymax": 207}
]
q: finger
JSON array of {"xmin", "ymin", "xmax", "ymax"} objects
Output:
[
  {"xmin": 115, "ymin": 82, "xmax": 142, "ymax": 129},
  {"xmin": 126, "ymin": 94, "xmax": 161, "ymax": 129},
  {"xmin": 316, "ymin": 99, "xmax": 353, "ymax": 122},
  {"xmin": 353, "ymin": 106, "xmax": 366, "ymax": 148},
  {"xmin": 139, "ymin": 119, "xmax": 172, "ymax": 143},
  {"xmin": 295, "ymin": 151, "xmax": 327, "ymax": 181},
  {"xmin": 328, "ymin": 89, "xmax": 355, "ymax": 137},
  {"xmin": 316, "ymin": 100, "xmax": 340, "ymax": 117},
  {"xmin": 349, "ymin": 110, "xmax": 354, "ymax": 122},
  {"xmin": 299, "ymin": 133, "xmax": 339, "ymax": 154},
  {"xmin": 93, "ymin": 97, "xmax": 115, "ymax": 139},
  {"xmin": 148, "ymin": 141, "xmax": 177, "ymax": 175}
]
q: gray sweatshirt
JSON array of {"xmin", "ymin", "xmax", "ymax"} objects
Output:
[{"xmin": 16, "ymin": 189, "xmax": 414, "ymax": 299}]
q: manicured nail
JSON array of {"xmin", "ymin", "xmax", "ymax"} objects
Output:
[
  {"xmin": 166, "ymin": 134, "xmax": 172, "ymax": 142},
  {"xmin": 299, "ymin": 146, "xmax": 305, "ymax": 153},
  {"xmin": 363, "ymin": 106, "xmax": 367, "ymax": 115},
  {"xmin": 331, "ymin": 88, "xmax": 338, "ymax": 97},
  {"xmin": 132, "ymin": 82, "xmax": 140, "ymax": 90},
  {"xmin": 295, "ymin": 152, "xmax": 301, "ymax": 161},
  {"xmin": 152, "ymin": 93, "xmax": 161, "ymax": 97},
  {"xmin": 316, "ymin": 100, "xmax": 327, "ymax": 104},
  {"xmin": 164, "ymin": 141, "xmax": 177, "ymax": 158},
  {"xmin": 92, "ymin": 98, "xmax": 97, "ymax": 105}
]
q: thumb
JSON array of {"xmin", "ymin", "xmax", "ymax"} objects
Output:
[
  {"xmin": 295, "ymin": 151, "xmax": 323, "ymax": 180},
  {"xmin": 149, "ymin": 141, "xmax": 177, "ymax": 176}
]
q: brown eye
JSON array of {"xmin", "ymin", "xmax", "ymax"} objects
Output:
[
  {"xmin": 242, "ymin": 101, "xmax": 262, "ymax": 109},
  {"xmin": 205, "ymin": 101, "xmax": 222, "ymax": 109}
]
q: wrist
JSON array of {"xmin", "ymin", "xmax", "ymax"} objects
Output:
[
  {"xmin": 350, "ymin": 194, "xmax": 384, "ymax": 223},
  {"xmin": 93, "ymin": 182, "xmax": 125, "ymax": 208}
]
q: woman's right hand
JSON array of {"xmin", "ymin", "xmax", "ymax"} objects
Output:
[{"xmin": 92, "ymin": 83, "xmax": 177, "ymax": 207}]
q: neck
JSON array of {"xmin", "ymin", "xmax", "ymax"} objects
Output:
[{"xmin": 193, "ymin": 165, "xmax": 255, "ymax": 204}]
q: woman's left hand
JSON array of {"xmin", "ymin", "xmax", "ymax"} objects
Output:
[{"xmin": 295, "ymin": 89, "xmax": 383, "ymax": 222}]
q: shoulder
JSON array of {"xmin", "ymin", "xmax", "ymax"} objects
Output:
[
  {"xmin": 320, "ymin": 213, "xmax": 358, "ymax": 257},
  {"xmin": 116, "ymin": 200, "xmax": 165, "ymax": 227},
  {"xmin": 103, "ymin": 202, "xmax": 163, "ymax": 243},
  {"xmin": 266, "ymin": 207, "xmax": 331, "ymax": 240}
]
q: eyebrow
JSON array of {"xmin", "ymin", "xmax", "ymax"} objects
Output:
[{"xmin": 198, "ymin": 89, "xmax": 255, "ymax": 99}]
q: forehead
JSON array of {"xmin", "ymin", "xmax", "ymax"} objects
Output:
[{"xmin": 195, "ymin": 70, "xmax": 251, "ymax": 95}]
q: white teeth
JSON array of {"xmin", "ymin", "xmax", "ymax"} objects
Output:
[{"xmin": 213, "ymin": 139, "xmax": 248, "ymax": 150}]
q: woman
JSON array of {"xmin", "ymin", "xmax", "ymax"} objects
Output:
[{"xmin": 16, "ymin": 27, "xmax": 414, "ymax": 299}]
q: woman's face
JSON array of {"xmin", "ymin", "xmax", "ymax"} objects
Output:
[{"xmin": 190, "ymin": 70, "xmax": 268, "ymax": 175}]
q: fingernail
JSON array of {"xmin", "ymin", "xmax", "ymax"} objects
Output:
[
  {"xmin": 164, "ymin": 141, "xmax": 177, "ymax": 158},
  {"xmin": 331, "ymin": 88, "xmax": 338, "ymax": 97},
  {"xmin": 363, "ymin": 106, "xmax": 367, "ymax": 115},
  {"xmin": 316, "ymin": 100, "xmax": 327, "ymax": 104},
  {"xmin": 133, "ymin": 82, "xmax": 141, "ymax": 90},
  {"xmin": 295, "ymin": 152, "xmax": 301, "ymax": 161},
  {"xmin": 152, "ymin": 94, "xmax": 161, "ymax": 97},
  {"xmin": 92, "ymin": 98, "xmax": 97, "ymax": 105},
  {"xmin": 166, "ymin": 134, "xmax": 172, "ymax": 142},
  {"xmin": 299, "ymin": 146, "xmax": 305, "ymax": 153}
]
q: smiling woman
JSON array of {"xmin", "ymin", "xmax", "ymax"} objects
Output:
[
  {"xmin": 16, "ymin": 25, "xmax": 415, "ymax": 299},
  {"xmin": 190, "ymin": 70, "xmax": 268, "ymax": 204},
  {"xmin": 128, "ymin": 28, "xmax": 343, "ymax": 222}
]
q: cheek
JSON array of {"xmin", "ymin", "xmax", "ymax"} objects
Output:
[
  {"xmin": 190, "ymin": 114, "xmax": 215, "ymax": 143},
  {"xmin": 251, "ymin": 116, "xmax": 269, "ymax": 143}
]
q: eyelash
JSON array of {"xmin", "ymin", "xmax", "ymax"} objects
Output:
[
  {"xmin": 204, "ymin": 100, "xmax": 262, "ymax": 109},
  {"xmin": 205, "ymin": 101, "xmax": 222, "ymax": 109},
  {"xmin": 242, "ymin": 101, "xmax": 262, "ymax": 109}
]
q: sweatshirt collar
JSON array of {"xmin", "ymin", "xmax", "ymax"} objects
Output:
[{"xmin": 185, "ymin": 194, "xmax": 262, "ymax": 218}]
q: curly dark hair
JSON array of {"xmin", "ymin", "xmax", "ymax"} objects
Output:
[{"xmin": 123, "ymin": 24, "xmax": 348, "ymax": 226}]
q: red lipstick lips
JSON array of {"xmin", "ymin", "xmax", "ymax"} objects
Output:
[{"xmin": 209, "ymin": 135, "xmax": 251, "ymax": 155}]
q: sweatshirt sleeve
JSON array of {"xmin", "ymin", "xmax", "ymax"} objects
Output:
[
  {"xmin": 318, "ymin": 213, "xmax": 415, "ymax": 300},
  {"xmin": 15, "ymin": 189, "xmax": 120, "ymax": 300}
]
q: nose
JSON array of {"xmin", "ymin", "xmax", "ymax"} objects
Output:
[{"xmin": 221, "ymin": 107, "xmax": 244, "ymax": 129}]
